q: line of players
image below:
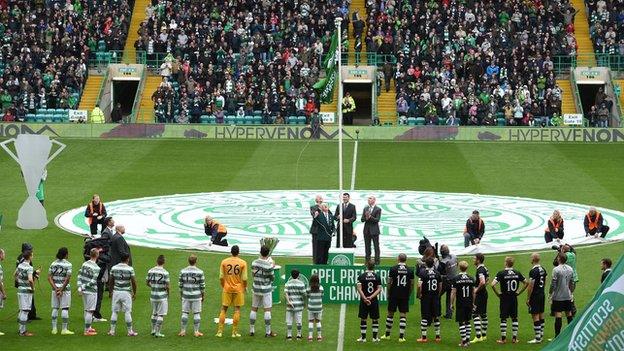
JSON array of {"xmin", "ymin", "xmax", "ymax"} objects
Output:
[
  {"xmin": 356, "ymin": 251, "xmax": 580, "ymax": 347},
  {"xmin": 8, "ymin": 245, "xmax": 328, "ymax": 340}
]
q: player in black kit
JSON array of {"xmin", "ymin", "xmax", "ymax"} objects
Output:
[
  {"xmin": 381, "ymin": 253, "xmax": 414, "ymax": 342},
  {"xmin": 491, "ymin": 257, "xmax": 528, "ymax": 344},
  {"xmin": 356, "ymin": 260, "xmax": 382, "ymax": 343},
  {"xmin": 451, "ymin": 261, "xmax": 475, "ymax": 347},
  {"xmin": 417, "ymin": 257, "xmax": 442, "ymax": 343},
  {"xmin": 472, "ymin": 253, "xmax": 489, "ymax": 343},
  {"xmin": 526, "ymin": 253, "xmax": 547, "ymax": 344}
]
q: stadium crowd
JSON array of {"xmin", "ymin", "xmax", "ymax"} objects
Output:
[
  {"xmin": 586, "ymin": 0, "xmax": 624, "ymax": 55},
  {"xmin": 0, "ymin": 0, "xmax": 132, "ymax": 121},
  {"xmin": 134, "ymin": 0, "xmax": 345, "ymax": 123},
  {"xmin": 365, "ymin": 0, "xmax": 579, "ymax": 126}
]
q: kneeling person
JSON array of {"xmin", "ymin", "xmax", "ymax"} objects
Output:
[{"xmin": 108, "ymin": 254, "xmax": 137, "ymax": 336}]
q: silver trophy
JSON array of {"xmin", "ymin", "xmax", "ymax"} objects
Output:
[{"xmin": 1, "ymin": 134, "xmax": 65, "ymax": 229}]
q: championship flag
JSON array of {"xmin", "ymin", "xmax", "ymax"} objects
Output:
[
  {"xmin": 542, "ymin": 254, "xmax": 624, "ymax": 351},
  {"xmin": 314, "ymin": 31, "xmax": 339, "ymax": 104}
]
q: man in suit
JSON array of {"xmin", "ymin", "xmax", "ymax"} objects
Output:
[
  {"xmin": 309, "ymin": 195, "xmax": 323, "ymax": 263},
  {"xmin": 101, "ymin": 217, "xmax": 115, "ymax": 241},
  {"xmin": 109, "ymin": 225, "xmax": 132, "ymax": 268},
  {"xmin": 334, "ymin": 193, "xmax": 357, "ymax": 248},
  {"xmin": 361, "ymin": 196, "xmax": 382, "ymax": 265},
  {"xmin": 313, "ymin": 203, "xmax": 335, "ymax": 265}
]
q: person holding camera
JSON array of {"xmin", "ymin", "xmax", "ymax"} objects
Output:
[
  {"xmin": 464, "ymin": 210, "xmax": 484, "ymax": 247},
  {"xmin": 439, "ymin": 245, "xmax": 458, "ymax": 319},
  {"xmin": 544, "ymin": 210, "xmax": 564, "ymax": 244}
]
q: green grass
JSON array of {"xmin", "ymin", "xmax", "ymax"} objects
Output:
[{"xmin": 0, "ymin": 139, "xmax": 623, "ymax": 351}]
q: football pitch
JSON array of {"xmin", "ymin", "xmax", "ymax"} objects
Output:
[{"xmin": 0, "ymin": 138, "xmax": 623, "ymax": 351}]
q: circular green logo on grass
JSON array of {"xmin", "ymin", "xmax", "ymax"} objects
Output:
[{"xmin": 55, "ymin": 190, "xmax": 624, "ymax": 257}]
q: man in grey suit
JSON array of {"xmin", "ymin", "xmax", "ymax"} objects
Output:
[
  {"xmin": 334, "ymin": 193, "xmax": 357, "ymax": 248},
  {"xmin": 309, "ymin": 195, "xmax": 323, "ymax": 263},
  {"xmin": 313, "ymin": 203, "xmax": 335, "ymax": 265},
  {"xmin": 361, "ymin": 196, "xmax": 382, "ymax": 265}
]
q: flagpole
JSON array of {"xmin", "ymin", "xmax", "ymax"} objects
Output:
[{"xmin": 335, "ymin": 17, "xmax": 344, "ymax": 248}]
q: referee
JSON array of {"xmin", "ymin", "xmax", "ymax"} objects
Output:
[{"xmin": 549, "ymin": 253, "xmax": 574, "ymax": 338}]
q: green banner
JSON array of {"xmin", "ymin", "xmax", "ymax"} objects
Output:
[
  {"xmin": 543, "ymin": 255, "xmax": 624, "ymax": 351},
  {"xmin": 284, "ymin": 264, "xmax": 414, "ymax": 304},
  {"xmin": 315, "ymin": 31, "xmax": 338, "ymax": 104},
  {"xmin": 2, "ymin": 123, "xmax": 624, "ymax": 143}
]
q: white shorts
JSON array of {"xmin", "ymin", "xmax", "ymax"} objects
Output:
[
  {"xmin": 252, "ymin": 293, "xmax": 272, "ymax": 309},
  {"xmin": 0, "ymin": 292, "xmax": 4, "ymax": 308},
  {"xmin": 182, "ymin": 299, "xmax": 202, "ymax": 314},
  {"xmin": 18, "ymin": 293, "xmax": 33, "ymax": 311},
  {"xmin": 112, "ymin": 291, "xmax": 133, "ymax": 313},
  {"xmin": 286, "ymin": 310, "xmax": 303, "ymax": 325},
  {"xmin": 51, "ymin": 291, "xmax": 71, "ymax": 309},
  {"xmin": 83, "ymin": 293, "xmax": 97, "ymax": 311},
  {"xmin": 151, "ymin": 300, "xmax": 168, "ymax": 316},
  {"xmin": 308, "ymin": 311, "xmax": 323, "ymax": 321}
]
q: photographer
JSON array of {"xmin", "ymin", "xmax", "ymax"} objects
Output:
[
  {"xmin": 83, "ymin": 236, "xmax": 110, "ymax": 321},
  {"xmin": 439, "ymin": 245, "xmax": 458, "ymax": 319}
]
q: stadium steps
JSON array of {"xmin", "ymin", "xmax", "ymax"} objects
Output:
[
  {"xmin": 616, "ymin": 80, "xmax": 624, "ymax": 113},
  {"xmin": 571, "ymin": 0, "xmax": 596, "ymax": 66},
  {"xmin": 136, "ymin": 76, "xmax": 162, "ymax": 123},
  {"xmin": 78, "ymin": 75, "xmax": 104, "ymax": 111},
  {"xmin": 122, "ymin": 0, "xmax": 151, "ymax": 63},
  {"xmin": 377, "ymin": 85, "xmax": 397, "ymax": 125},
  {"xmin": 347, "ymin": 0, "xmax": 367, "ymax": 65},
  {"xmin": 320, "ymin": 87, "xmax": 339, "ymax": 114},
  {"xmin": 557, "ymin": 79, "xmax": 578, "ymax": 114}
]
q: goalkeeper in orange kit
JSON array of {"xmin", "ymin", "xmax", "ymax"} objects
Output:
[{"xmin": 216, "ymin": 245, "xmax": 248, "ymax": 338}]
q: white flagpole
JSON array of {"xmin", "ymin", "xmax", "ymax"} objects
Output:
[{"xmin": 335, "ymin": 17, "xmax": 344, "ymax": 248}]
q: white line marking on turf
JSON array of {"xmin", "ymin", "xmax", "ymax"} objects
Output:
[
  {"xmin": 350, "ymin": 141, "xmax": 358, "ymax": 191},
  {"xmin": 337, "ymin": 141, "xmax": 358, "ymax": 351}
]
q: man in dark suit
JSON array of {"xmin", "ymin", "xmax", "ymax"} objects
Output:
[
  {"xmin": 100, "ymin": 217, "xmax": 115, "ymax": 241},
  {"xmin": 314, "ymin": 203, "xmax": 335, "ymax": 265},
  {"xmin": 109, "ymin": 225, "xmax": 132, "ymax": 268},
  {"xmin": 334, "ymin": 192, "xmax": 357, "ymax": 248},
  {"xmin": 361, "ymin": 196, "xmax": 382, "ymax": 265},
  {"xmin": 309, "ymin": 195, "xmax": 323, "ymax": 263}
]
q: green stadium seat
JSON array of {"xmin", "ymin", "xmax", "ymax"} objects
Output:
[
  {"xmin": 253, "ymin": 110, "xmax": 262, "ymax": 117},
  {"xmin": 415, "ymin": 117, "xmax": 425, "ymax": 126},
  {"xmin": 208, "ymin": 115, "xmax": 216, "ymax": 124},
  {"xmin": 438, "ymin": 117, "xmax": 446, "ymax": 125},
  {"xmin": 407, "ymin": 117, "xmax": 416, "ymax": 125},
  {"xmin": 244, "ymin": 116, "xmax": 254, "ymax": 124},
  {"xmin": 252, "ymin": 116, "xmax": 262, "ymax": 124},
  {"xmin": 36, "ymin": 109, "xmax": 46, "ymax": 115},
  {"xmin": 225, "ymin": 115, "xmax": 236, "ymax": 124},
  {"xmin": 235, "ymin": 115, "xmax": 245, "ymax": 124},
  {"xmin": 200, "ymin": 115, "xmax": 210, "ymax": 124},
  {"xmin": 34, "ymin": 115, "xmax": 45, "ymax": 123},
  {"xmin": 25, "ymin": 114, "xmax": 36, "ymax": 122},
  {"xmin": 297, "ymin": 116, "xmax": 306, "ymax": 125},
  {"xmin": 44, "ymin": 114, "xmax": 53, "ymax": 123},
  {"xmin": 497, "ymin": 118, "xmax": 506, "ymax": 126}
]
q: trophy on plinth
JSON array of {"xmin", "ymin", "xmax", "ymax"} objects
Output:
[{"xmin": 1, "ymin": 134, "xmax": 65, "ymax": 229}]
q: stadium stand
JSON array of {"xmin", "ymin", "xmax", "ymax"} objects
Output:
[{"xmin": 0, "ymin": 0, "xmax": 132, "ymax": 122}]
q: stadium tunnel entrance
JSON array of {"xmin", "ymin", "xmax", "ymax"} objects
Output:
[
  {"xmin": 577, "ymin": 82, "xmax": 605, "ymax": 115},
  {"xmin": 112, "ymin": 79, "xmax": 139, "ymax": 117},
  {"xmin": 343, "ymin": 82, "xmax": 373, "ymax": 125}
]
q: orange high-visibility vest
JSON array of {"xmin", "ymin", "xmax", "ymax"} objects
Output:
[
  {"xmin": 211, "ymin": 220, "xmax": 227, "ymax": 234},
  {"xmin": 586, "ymin": 212, "xmax": 601, "ymax": 230},
  {"xmin": 545, "ymin": 218, "xmax": 562, "ymax": 231},
  {"xmin": 87, "ymin": 202, "xmax": 103, "ymax": 224}
]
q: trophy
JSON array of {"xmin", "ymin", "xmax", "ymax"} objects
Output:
[{"xmin": 1, "ymin": 134, "xmax": 65, "ymax": 229}]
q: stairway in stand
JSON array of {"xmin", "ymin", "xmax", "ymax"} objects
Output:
[
  {"xmin": 347, "ymin": 0, "xmax": 367, "ymax": 66},
  {"xmin": 557, "ymin": 79, "xmax": 578, "ymax": 114},
  {"xmin": 615, "ymin": 80, "xmax": 624, "ymax": 115},
  {"xmin": 136, "ymin": 76, "xmax": 162, "ymax": 123},
  {"xmin": 377, "ymin": 85, "xmax": 397, "ymax": 125},
  {"xmin": 78, "ymin": 75, "xmax": 104, "ymax": 112},
  {"xmin": 122, "ymin": 0, "xmax": 151, "ymax": 64},
  {"xmin": 571, "ymin": 0, "xmax": 596, "ymax": 66},
  {"xmin": 320, "ymin": 88, "xmax": 339, "ymax": 115}
]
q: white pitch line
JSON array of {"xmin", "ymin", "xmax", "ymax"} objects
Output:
[{"xmin": 337, "ymin": 141, "xmax": 358, "ymax": 351}]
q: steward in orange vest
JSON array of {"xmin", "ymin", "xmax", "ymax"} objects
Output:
[
  {"xmin": 583, "ymin": 208, "xmax": 609, "ymax": 238},
  {"xmin": 205, "ymin": 215, "xmax": 228, "ymax": 246},
  {"xmin": 544, "ymin": 210, "xmax": 564, "ymax": 243},
  {"xmin": 84, "ymin": 194, "xmax": 107, "ymax": 235}
]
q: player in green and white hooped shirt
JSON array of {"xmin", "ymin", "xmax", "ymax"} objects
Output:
[
  {"xmin": 307, "ymin": 274, "xmax": 324, "ymax": 341},
  {"xmin": 0, "ymin": 248, "xmax": 6, "ymax": 336},
  {"xmin": 250, "ymin": 245, "xmax": 277, "ymax": 337},
  {"xmin": 77, "ymin": 248, "xmax": 101, "ymax": 335},
  {"xmin": 47, "ymin": 247, "xmax": 73, "ymax": 335},
  {"xmin": 178, "ymin": 254, "xmax": 205, "ymax": 337},
  {"xmin": 285, "ymin": 269, "xmax": 306, "ymax": 339},
  {"xmin": 146, "ymin": 255, "xmax": 170, "ymax": 337},
  {"xmin": 108, "ymin": 254, "xmax": 137, "ymax": 336},
  {"xmin": 14, "ymin": 250, "xmax": 35, "ymax": 336}
]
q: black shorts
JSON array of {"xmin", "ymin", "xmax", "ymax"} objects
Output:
[
  {"xmin": 474, "ymin": 293, "xmax": 488, "ymax": 315},
  {"xmin": 359, "ymin": 299, "xmax": 380, "ymax": 320},
  {"xmin": 420, "ymin": 294, "xmax": 441, "ymax": 321},
  {"xmin": 456, "ymin": 305, "xmax": 472, "ymax": 323},
  {"xmin": 388, "ymin": 296, "xmax": 409, "ymax": 314},
  {"xmin": 551, "ymin": 300, "xmax": 573, "ymax": 313},
  {"xmin": 529, "ymin": 294, "xmax": 545, "ymax": 315},
  {"xmin": 499, "ymin": 296, "xmax": 518, "ymax": 319}
]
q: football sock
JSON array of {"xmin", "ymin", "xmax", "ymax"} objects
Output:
[{"xmin": 399, "ymin": 317, "xmax": 406, "ymax": 338}]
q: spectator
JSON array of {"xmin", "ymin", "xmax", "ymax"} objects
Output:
[
  {"xmin": 111, "ymin": 103, "xmax": 123, "ymax": 123},
  {"xmin": 600, "ymin": 258, "xmax": 612, "ymax": 283}
]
